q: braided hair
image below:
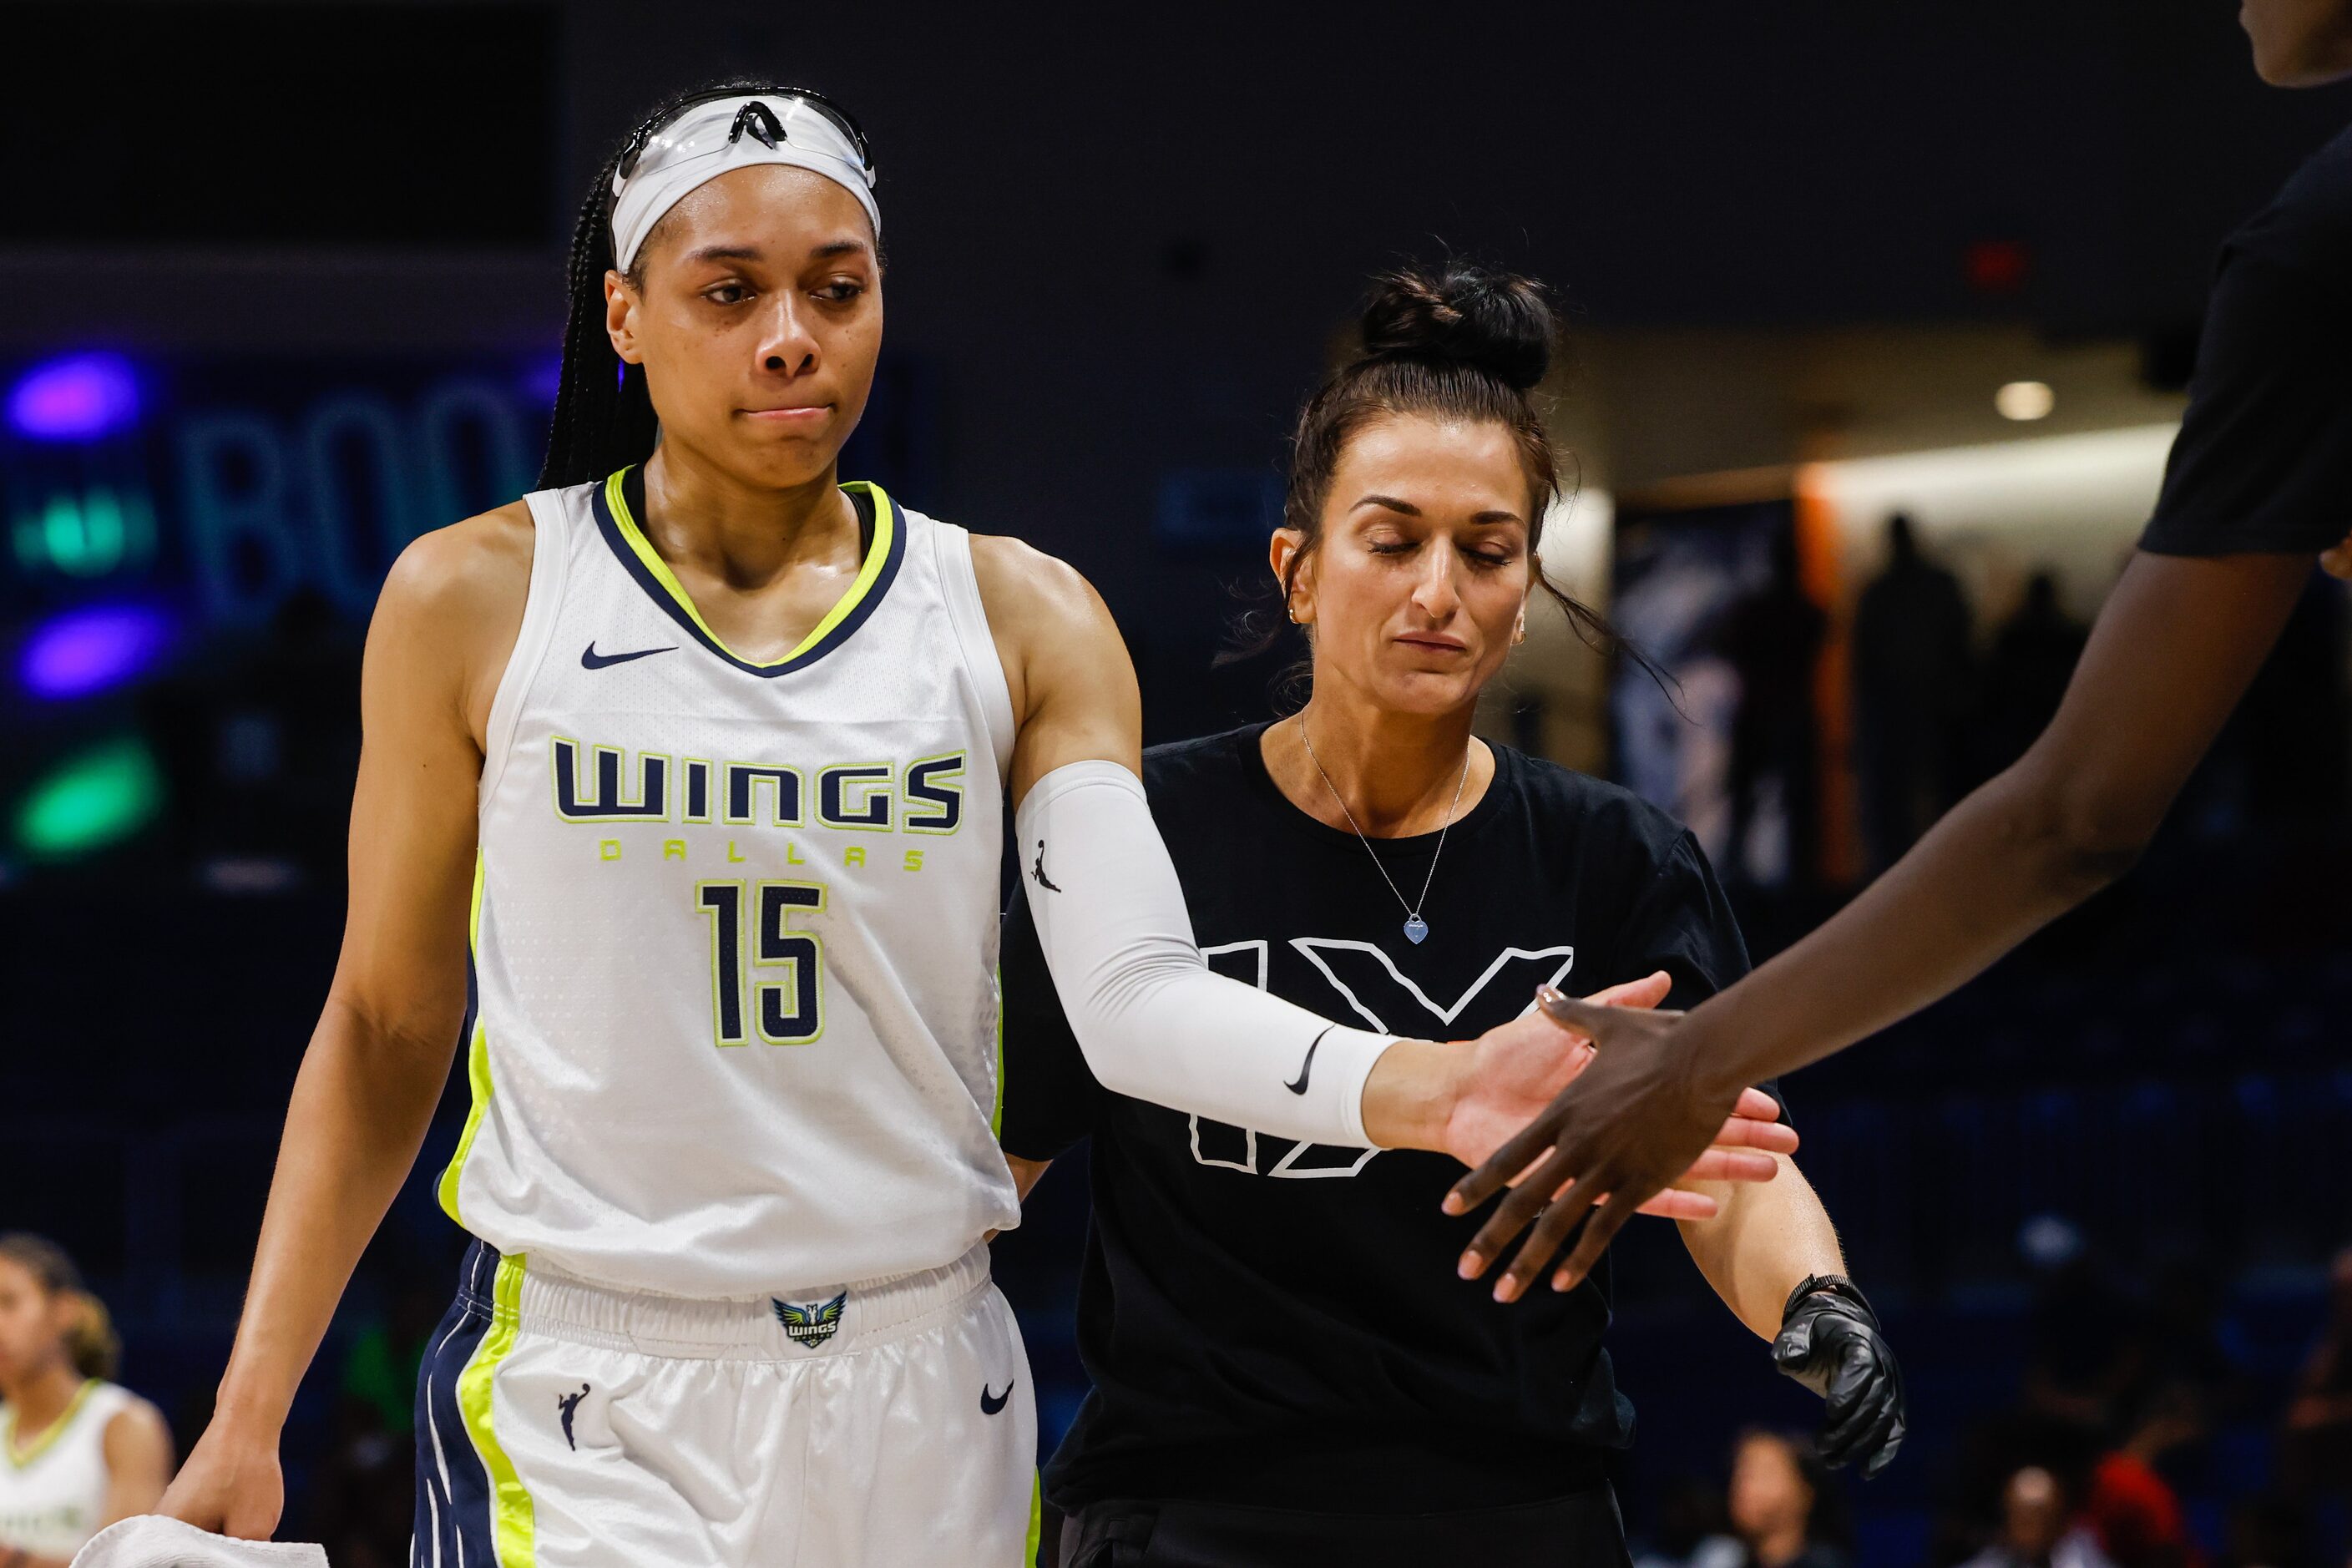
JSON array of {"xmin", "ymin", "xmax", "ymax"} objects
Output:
[{"xmin": 539, "ymin": 79, "xmax": 862, "ymax": 489}]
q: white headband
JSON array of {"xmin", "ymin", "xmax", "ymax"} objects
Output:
[{"xmin": 609, "ymin": 94, "xmax": 878, "ymax": 271}]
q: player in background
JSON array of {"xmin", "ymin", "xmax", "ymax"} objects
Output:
[
  {"xmin": 1449, "ymin": 0, "xmax": 2352, "ymax": 1301},
  {"xmin": 155, "ymin": 85, "xmax": 1785, "ymax": 1565},
  {"xmin": 0, "ymin": 1237, "xmax": 174, "ymax": 1568},
  {"xmin": 1003, "ymin": 266, "xmax": 1900, "ymax": 1566}
]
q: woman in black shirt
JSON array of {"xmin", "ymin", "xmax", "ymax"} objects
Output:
[{"xmin": 1000, "ymin": 265, "xmax": 1904, "ymax": 1566}]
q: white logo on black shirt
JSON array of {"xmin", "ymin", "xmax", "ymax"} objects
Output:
[{"xmin": 1189, "ymin": 938, "xmax": 1576, "ymax": 1180}]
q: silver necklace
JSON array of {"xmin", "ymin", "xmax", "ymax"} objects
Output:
[{"xmin": 1297, "ymin": 715, "xmax": 1471, "ymax": 946}]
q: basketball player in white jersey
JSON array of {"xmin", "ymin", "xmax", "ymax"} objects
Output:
[
  {"xmin": 157, "ymin": 85, "xmax": 1792, "ymax": 1565},
  {"xmin": 0, "ymin": 1237, "xmax": 173, "ymax": 1567}
]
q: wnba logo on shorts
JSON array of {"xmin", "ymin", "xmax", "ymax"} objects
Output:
[{"xmin": 773, "ymin": 1290, "xmax": 847, "ymax": 1349}]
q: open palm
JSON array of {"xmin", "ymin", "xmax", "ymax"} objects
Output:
[{"xmin": 1439, "ymin": 974, "xmax": 1794, "ymax": 1224}]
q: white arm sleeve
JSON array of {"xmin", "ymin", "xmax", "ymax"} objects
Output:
[{"xmin": 1014, "ymin": 759, "xmax": 1401, "ymax": 1147}]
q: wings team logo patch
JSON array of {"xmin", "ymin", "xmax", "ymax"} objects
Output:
[{"xmin": 772, "ymin": 1291, "xmax": 847, "ymax": 1349}]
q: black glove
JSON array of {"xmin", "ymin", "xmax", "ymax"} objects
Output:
[{"xmin": 1772, "ymin": 1274, "xmax": 1906, "ymax": 1479}]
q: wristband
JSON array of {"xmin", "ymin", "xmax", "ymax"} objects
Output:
[{"xmin": 1783, "ymin": 1272, "xmax": 1877, "ymax": 1323}]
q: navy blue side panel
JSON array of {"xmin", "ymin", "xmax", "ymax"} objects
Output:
[
  {"xmin": 461, "ymin": 947, "xmax": 478, "ymax": 1057},
  {"xmin": 412, "ymin": 1239, "xmax": 499, "ymax": 1567}
]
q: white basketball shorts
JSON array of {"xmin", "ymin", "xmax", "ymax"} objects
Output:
[{"xmin": 410, "ymin": 1239, "xmax": 1039, "ymax": 1566}]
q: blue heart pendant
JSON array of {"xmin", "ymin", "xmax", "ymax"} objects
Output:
[{"xmin": 1403, "ymin": 915, "xmax": 1429, "ymax": 945}]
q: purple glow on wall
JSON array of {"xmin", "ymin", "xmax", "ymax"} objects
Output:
[
  {"xmin": 523, "ymin": 352, "xmax": 564, "ymax": 408},
  {"xmin": 7, "ymin": 353, "xmax": 143, "ymax": 441},
  {"xmin": 19, "ymin": 604, "xmax": 173, "ymax": 699}
]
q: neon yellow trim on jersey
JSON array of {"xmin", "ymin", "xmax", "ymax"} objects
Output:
[
  {"xmin": 458, "ymin": 1253, "xmax": 537, "ymax": 1567},
  {"xmin": 991, "ymin": 964, "xmax": 1005, "ymax": 1140},
  {"xmin": 1025, "ymin": 1471, "xmax": 1043, "ymax": 1566},
  {"xmin": 437, "ymin": 853, "xmax": 491, "ymax": 1225},
  {"xmin": 602, "ymin": 471, "xmax": 897, "ymax": 668},
  {"xmin": 2, "ymin": 1378, "xmax": 97, "ymax": 1469}
]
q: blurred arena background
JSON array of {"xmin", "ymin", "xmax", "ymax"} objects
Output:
[{"xmin": 4, "ymin": 3, "xmax": 2351, "ymax": 1564}]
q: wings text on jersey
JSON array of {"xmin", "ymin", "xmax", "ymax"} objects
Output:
[{"xmin": 550, "ymin": 737, "xmax": 966, "ymax": 832}]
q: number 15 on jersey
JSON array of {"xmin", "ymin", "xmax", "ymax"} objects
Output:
[{"xmin": 697, "ymin": 881, "xmax": 826, "ymax": 1046}]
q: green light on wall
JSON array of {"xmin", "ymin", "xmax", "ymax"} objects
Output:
[
  {"xmin": 8, "ymin": 486, "xmax": 157, "ymax": 579},
  {"xmin": 14, "ymin": 737, "xmax": 164, "ymax": 859},
  {"xmin": 50, "ymin": 488, "xmax": 123, "ymax": 574}
]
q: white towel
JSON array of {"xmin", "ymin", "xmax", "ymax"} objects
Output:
[{"xmin": 69, "ymin": 1516, "xmax": 328, "ymax": 1567}]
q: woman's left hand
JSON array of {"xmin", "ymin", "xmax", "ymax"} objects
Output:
[
  {"xmin": 1436, "ymin": 974, "xmax": 1797, "ymax": 1224},
  {"xmin": 1773, "ymin": 1277, "xmax": 1908, "ymax": 1478}
]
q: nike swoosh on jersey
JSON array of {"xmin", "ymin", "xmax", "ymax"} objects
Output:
[
  {"xmin": 980, "ymin": 1380, "xmax": 1014, "ymax": 1415},
  {"xmin": 580, "ymin": 641, "xmax": 678, "ymax": 670},
  {"xmin": 1283, "ymin": 1030, "xmax": 1326, "ymax": 1095}
]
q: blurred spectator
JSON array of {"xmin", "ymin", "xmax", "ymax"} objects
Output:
[
  {"xmin": 1636, "ymin": 1475, "xmax": 1747, "ymax": 1568},
  {"xmin": 1959, "ymin": 1465, "xmax": 2117, "ymax": 1568},
  {"xmin": 1931, "ymin": 1224, "xmax": 2127, "ymax": 1567},
  {"xmin": 1851, "ymin": 512, "xmax": 1975, "ymax": 873},
  {"xmin": 2085, "ymin": 1384, "xmax": 2208, "ymax": 1568},
  {"xmin": 1720, "ymin": 528, "xmax": 1828, "ymax": 888},
  {"xmin": 1728, "ymin": 1429, "xmax": 1851, "ymax": 1568},
  {"xmin": 1973, "ymin": 572, "xmax": 2087, "ymax": 782},
  {"xmin": 2280, "ymin": 1249, "xmax": 2352, "ymax": 1501},
  {"xmin": 1936, "ymin": 1419, "xmax": 2098, "ymax": 1568},
  {"xmin": 0, "ymin": 1235, "xmax": 173, "ymax": 1565}
]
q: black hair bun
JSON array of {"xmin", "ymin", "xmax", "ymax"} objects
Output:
[{"xmin": 1358, "ymin": 262, "xmax": 1553, "ymax": 391}]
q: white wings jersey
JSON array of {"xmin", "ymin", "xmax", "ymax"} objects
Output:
[
  {"xmin": 0, "ymin": 1379, "xmax": 135, "ymax": 1556},
  {"xmin": 439, "ymin": 470, "xmax": 1021, "ymax": 1298}
]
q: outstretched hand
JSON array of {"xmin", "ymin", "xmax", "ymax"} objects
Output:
[
  {"xmin": 1439, "ymin": 976, "xmax": 1793, "ymax": 1232},
  {"xmin": 1445, "ymin": 989, "xmax": 1743, "ymax": 1302}
]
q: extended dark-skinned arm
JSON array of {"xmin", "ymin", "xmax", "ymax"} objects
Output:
[
  {"xmin": 1684, "ymin": 548, "xmax": 2311, "ymax": 1089},
  {"xmin": 1452, "ymin": 548, "xmax": 2317, "ymax": 1299}
]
